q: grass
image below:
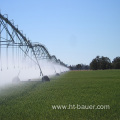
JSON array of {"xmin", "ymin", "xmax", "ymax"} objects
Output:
[{"xmin": 0, "ymin": 70, "xmax": 120, "ymax": 120}]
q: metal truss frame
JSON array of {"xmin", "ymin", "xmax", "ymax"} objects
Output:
[{"xmin": 0, "ymin": 13, "xmax": 67, "ymax": 77}]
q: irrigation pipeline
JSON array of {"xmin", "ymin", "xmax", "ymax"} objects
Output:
[{"xmin": 0, "ymin": 13, "xmax": 68, "ymax": 76}]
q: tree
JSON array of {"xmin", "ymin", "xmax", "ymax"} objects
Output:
[
  {"xmin": 76, "ymin": 64, "xmax": 82, "ymax": 70},
  {"xmin": 90, "ymin": 56, "xmax": 111, "ymax": 70},
  {"xmin": 69, "ymin": 65, "xmax": 73, "ymax": 70},
  {"xmin": 112, "ymin": 57, "xmax": 120, "ymax": 69},
  {"xmin": 99, "ymin": 56, "xmax": 111, "ymax": 69},
  {"xmin": 69, "ymin": 64, "xmax": 90, "ymax": 70},
  {"xmin": 90, "ymin": 58, "xmax": 98, "ymax": 70}
]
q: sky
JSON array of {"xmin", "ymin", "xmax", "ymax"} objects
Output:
[{"xmin": 0, "ymin": 0, "xmax": 120, "ymax": 65}]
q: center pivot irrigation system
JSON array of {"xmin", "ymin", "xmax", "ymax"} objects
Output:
[{"xmin": 0, "ymin": 12, "xmax": 68, "ymax": 82}]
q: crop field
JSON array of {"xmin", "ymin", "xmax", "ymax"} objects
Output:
[{"xmin": 0, "ymin": 70, "xmax": 120, "ymax": 120}]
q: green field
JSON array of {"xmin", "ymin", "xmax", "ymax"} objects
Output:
[{"xmin": 0, "ymin": 70, "xmax": 120, "ymax": 120}]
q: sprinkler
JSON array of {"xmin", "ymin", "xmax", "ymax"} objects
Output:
[{"xmin": 0, "ymin": 12, "xmax": 69, "ymax": 84}]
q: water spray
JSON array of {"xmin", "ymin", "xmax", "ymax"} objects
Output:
[{"xmin": 0, "ymin": 12, "xmax": 69, "ymax": 85}]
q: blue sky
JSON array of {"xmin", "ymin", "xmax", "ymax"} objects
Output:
[{"xmin": 1, "ymin": 0, "xmax": 120, "ymax": 65}]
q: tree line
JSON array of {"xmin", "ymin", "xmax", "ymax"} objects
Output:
[
  {"xmin": 69, "ymin": 56, "xmax": 120, "ymax": 70},
  {"xmin": 69, "ymin": 64, "xmax": 89, "ymax": 70}
]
